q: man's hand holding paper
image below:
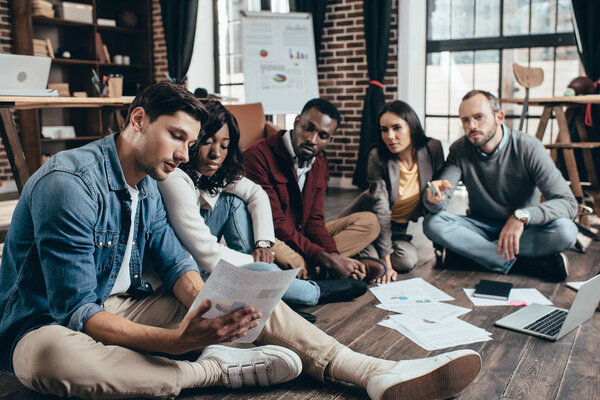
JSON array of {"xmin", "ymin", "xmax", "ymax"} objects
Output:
[
  {"xmin": 187, "ymin": 260, "xmax": 299, "ymax": 342},
  {"xmin": 174, "ymin": 299, "xmax": 262, "ymax": 354}
]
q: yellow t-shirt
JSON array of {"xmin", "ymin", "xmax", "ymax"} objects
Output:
[{"xmin": 390, "ymin": 161, "xmax": 420, "ymax": 223}]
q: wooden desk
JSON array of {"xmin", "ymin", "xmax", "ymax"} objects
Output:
[
  {"xmin": 501, "ymin": 95, "xmax": 600, "ymax": 215},
  {"xmin": 0, "ymin": 96, "xmax": 134, "ymax": 193}
]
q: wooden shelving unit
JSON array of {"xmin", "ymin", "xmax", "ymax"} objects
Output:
[{"xmin": 11, "ymin": 0, "xmax": 154, "ymax": 173}]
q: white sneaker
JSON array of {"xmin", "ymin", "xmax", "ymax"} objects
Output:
[
  {"xmin": 366, "ymin": 349, "xmax": 481, "ymax": 400},
  {"xmin": 198, "ymin": 345, "xmax": 302, "ymax": 389}
]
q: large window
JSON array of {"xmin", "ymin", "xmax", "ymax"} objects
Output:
[
  {"xmin": 425, "ymin": 0, "xmax": 583, "ymax": 146},
  {"xmin": 214, "ymin": 0, "xmax": 290, "ymax": 103}
]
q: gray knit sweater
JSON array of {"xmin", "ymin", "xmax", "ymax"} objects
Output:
[{"xmin": 423, "ymin": 126, "xmax": 578, "ymax": 225}]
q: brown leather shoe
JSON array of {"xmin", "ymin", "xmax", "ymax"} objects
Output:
[{"xmin": 356, "ymin": 257, "xmax": 386, "ymax": 282}]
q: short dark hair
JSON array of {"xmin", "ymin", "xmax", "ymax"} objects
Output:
[
  {"xmin": 376, "ymin": 100, "xmax": 428, "ymax": 159},
  {"xmin": 179, "ymin": 100, "xmax": 243, "ymax": 196},
  {"xmin": 462, "ymin": 90, "xmax": 502, "ymax": 112},
  {"xmin": 126, "ymin": 82, "xmax": 209, "ymax": 126},
  {"xmin": 300, "ymin": 98, "xmax": 342, "ymax": 128}
]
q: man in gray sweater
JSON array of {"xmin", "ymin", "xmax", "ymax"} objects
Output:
[{"xmin": 423, "ymin": 90, "xmax": 578, "ymax": 281}]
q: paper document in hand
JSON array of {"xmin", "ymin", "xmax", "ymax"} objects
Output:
[
  {"xmin": 463, "ymin": 288, "xmax": 552, "ymax": 307},
  {"xmin": 376, "ymin": 301, "xmax": 471, "ymax": 322},
  {"xmin": 187, "ymin": 260, "xmax": 299, "ymax": 342},
  {"xmin": 370, "ymin": 277, "xmax": 454, "ymax": 303}
]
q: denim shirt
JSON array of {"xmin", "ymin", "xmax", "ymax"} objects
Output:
[{"xmin": 0, "ymin": 133, "xmax": 199, "ymax": 372}]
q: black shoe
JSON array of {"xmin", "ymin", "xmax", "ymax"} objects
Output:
[
  {"xmin": 316, "ymin": 279, "xmax": 368, "ymax": 304},
  {"xmin": 294, "ymin": 310, "xmax": 317, "ymax": 323},
  {"xmin": 513, "ymin": 253, "xmax": 569, "ymax": 282},
  {"xmin": 441, "ymin": 248, "xmax": 484, "ymax": 271}
]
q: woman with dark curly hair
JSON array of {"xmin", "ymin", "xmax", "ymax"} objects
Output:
[{"xmin": 159, "ymin": 100, "xmax": 365, "ymax": 307}]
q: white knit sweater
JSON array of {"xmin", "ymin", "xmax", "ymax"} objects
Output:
[{"xmin": 158, "ymin": 168, "xmax": 276, "ymax": 272}]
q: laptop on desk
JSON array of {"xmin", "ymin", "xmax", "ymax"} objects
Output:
[
  {"xmin": 495, "ymin": 274, "xmax": 600, "ymax": 341},
  {"xmin": 0, "ymin": 54, "xmax": 56, "ymax": 96}
]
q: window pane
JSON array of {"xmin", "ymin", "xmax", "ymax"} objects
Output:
[
  {"xmin": 425, "ymin": 117, "xmax": 450, "ymax": 145},
  {"xmin": 525, "ymin": 116, "xmax": 540, "ymax": 137},
  {"xmin": 474, "ymin": 50, "xmax": 499, "ymax": 94},
  {"xmin": 556, "ymin": 0, "xmax": 573, "ymax": 32},
  {"xmin": 449, "ymin": 51, "xmax": 474, "ymax": 114},
  {"xmin": 449, "ymin": 117, "xmax": 463, "ymax": 144},
  {"xmin": 230, "ymin": 22, "xmax": 243, "ymax": 54},
  {"xmin": 501, "ymin": 48, "xmax": 529, "ymax": 116},
  {"xmin": 230, "ymin": 54, "xmax": 244, "ymax": 83},
  {"xmin": 230, "ymin": 0, "xmax": 249, "ymax": 21},
  {"xmin": 217, "ymin": 0, "xmax": 229, "ymax": 24},
  {"xmin": 219, "ymin": 55, "xmax": 233, "ymax": 84},
  {"xmin": 427, "ymin": 0, "xmax": 451, "ymax": 40},
  {"xmin": 531, "ymin": 0, "xmax": 556, "ymax": 34},
  {"xmin": 529, "ymin": 47, "xmax": 555, "ymax": 101},
  {"xmin": 554, "ymin": 46, "xmax": 582, "ymax": 96},
  {"xmin": 426, "ymin": 52, "xmax": 450, "ymax": 115},
  {"xmin": 270, "ymin": 0, "xmax": 289, "ymax": 13},
  {"xmin": 451, "ymin": 0, "xmax": 475, "ymax": 39},
  {"xmin": 474, "ymin": 0, "xmax": 499, "ymax": 37},
  {"xmin": 219, "ymin": 84, "xmax": 245, "ymax": 103},
  {"xmin": 218, "ymin": 23, "xmax": 230, "ymax": 54},
  {"xmin": 503, "ymin": 0, "xmax": 530, "ymax": 36}
]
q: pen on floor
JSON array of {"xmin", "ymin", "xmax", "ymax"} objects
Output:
[{"xmin": 427, "ymin": 181, "xmax": 445, "ymax": 208}]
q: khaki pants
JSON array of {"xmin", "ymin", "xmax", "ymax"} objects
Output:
[
  {"xmin": 12, "ymin": 293, "xmax": 344, "ymax": 399},
  {"xmin": 272, "ymin": 211, "xmax": 380, "ymax": 279}
]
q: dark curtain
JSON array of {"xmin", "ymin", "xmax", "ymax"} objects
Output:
[
  {"xmin": 352, "ymin": 0, "xmax": 392, "ymax": 189},
  {"xmin": 570, "ymin": 0, "xmax": 600, "ymax": 179},
  {"xmin": 160, "ymin": 0, "xmax": 199, "ymax": 84},
  {"xmin": 293, "ymin": 0, "xmax": 327, "ymax": 61}
]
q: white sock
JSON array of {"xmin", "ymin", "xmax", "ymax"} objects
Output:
[
  {"xmin": 327, "ymin": 347, "xmax": 396, "ymax": 388},
  {"xmin": 178, "ymin": 359, "xmax": 222, "ymax": 388}
]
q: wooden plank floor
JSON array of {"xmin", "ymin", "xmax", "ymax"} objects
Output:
[{"xmin": 1, "ymin": 190, "xmax": 599, "ymax": 400}]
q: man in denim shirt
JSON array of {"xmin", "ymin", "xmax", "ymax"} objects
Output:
[{"xmin": 0, "ymin": 83, "xmax": 482, "ymax": 400}]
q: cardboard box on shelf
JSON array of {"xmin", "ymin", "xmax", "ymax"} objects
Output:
[
  {"xmin": 41, "ymin": 126, "xmax": 76, "ymax": 139},
  {"xmin": 57, "ymin": 2, "xmax": 93, "ymax": 24},
  {"xmin": 32, "ymin": 0, "xmax": 54, "ymax": 18},
  {"xmin": 47, "ymin": 83, "xmax": 70, "ymax": 97}
]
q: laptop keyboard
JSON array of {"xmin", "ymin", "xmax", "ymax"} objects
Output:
[{"xmin": 524, "ymin": 309, "xmax": 568, "ymax": 337}]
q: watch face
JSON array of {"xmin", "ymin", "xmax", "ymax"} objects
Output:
[
  {"xmin": 256, "ymin": 240, "xmax": 271, "ymax": 248},
  {"xmin": 515, "ymin": 210, "xmax": 526, "ymax": 220}
]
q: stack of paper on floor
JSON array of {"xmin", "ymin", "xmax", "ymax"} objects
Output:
[{"xmin": 372, "ymin": 278, "xmax": 492, "ymax": 350}]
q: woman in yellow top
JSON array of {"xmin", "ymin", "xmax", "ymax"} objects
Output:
[{"xmin": 341, "ymin": 100, "xmax": 444, "ymax": 283}]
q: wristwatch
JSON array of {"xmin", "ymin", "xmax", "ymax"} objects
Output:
[
  {"xmin": 513, "ymin": 209, "xmax": 528, "ymax": 224},
  {"xmin": 255, "ymin": 240, "xmax": 273, "ymax": 249}
]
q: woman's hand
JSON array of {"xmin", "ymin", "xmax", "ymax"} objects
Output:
[
  {"xmin": 252, "ymin": 247, "xmax": 275, "ymax": 264},
  {"xmin": 376, "ymin": 255, "xmax": 398, "ymax": 284}
]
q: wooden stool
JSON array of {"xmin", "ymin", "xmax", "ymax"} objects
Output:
[{"xmin": 513, "ymin": 63, "xmax": 544, "ymax": 131}]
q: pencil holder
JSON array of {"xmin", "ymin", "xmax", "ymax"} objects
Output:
[{"xmin": 107, "ymin": 76, "xmax": 123, "ymax": 98}]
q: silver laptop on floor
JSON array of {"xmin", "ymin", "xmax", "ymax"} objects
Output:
[
  {"xmin": 495, "ymin": 274, "xmax": 600, "ymax": 341},
  {"xmin": 0, "ymin": 54, "xmax": 55, "ymax": 96}
]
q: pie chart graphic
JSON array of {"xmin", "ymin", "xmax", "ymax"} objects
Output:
[
  {"xmin": 273, "ymin": 73, "xmax": 287, "ymax": 82},
  {"xmin": 259, "ymin": 49, "xmax": 268, "ymax": 57}
]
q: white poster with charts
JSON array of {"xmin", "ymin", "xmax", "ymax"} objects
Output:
[{"xmin": 241, "ymin": 11, "xmax": 319, "ymax": 114}]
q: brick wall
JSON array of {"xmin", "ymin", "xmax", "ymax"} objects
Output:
[
  {"xmin": 151, "ymin": 0, "xmax": 169, "ymax": 82},
  {"xmin": 319, "ymin": 0, "xmax": 398, "ymax": 188}
]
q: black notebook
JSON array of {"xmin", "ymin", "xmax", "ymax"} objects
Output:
[{"xmin": 473, "ymin": 280, "xmax": 513, "ymax": 300}]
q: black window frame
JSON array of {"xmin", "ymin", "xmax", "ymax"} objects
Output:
[{"xmin": 425, "ymin": 0, "xmax": 577, "ymax": 140}]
